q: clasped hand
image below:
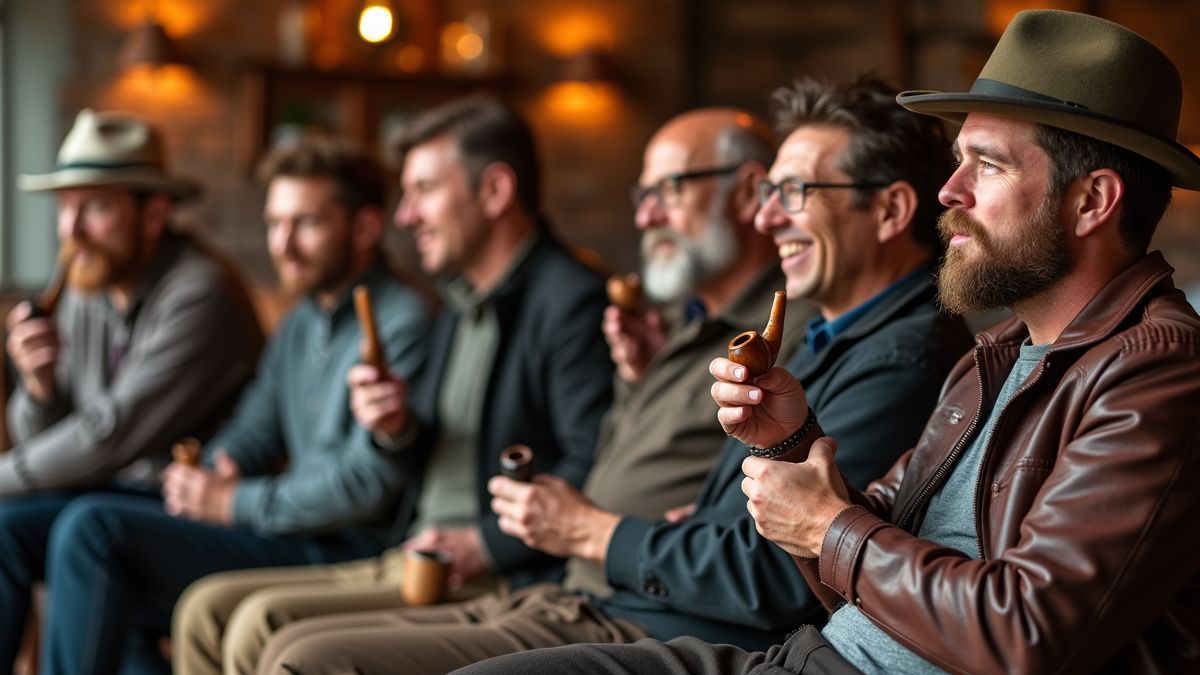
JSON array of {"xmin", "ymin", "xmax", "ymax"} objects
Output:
[
  {"xmin": 709, "ymin": 356, "xmax": 810, "ymax": 448},
  {"xmin": 489, "ymin": 474, "xmax": 618, "ymax": 563},
  {"xmin": 6, "ymin": 302, "xmax": 59, "ymax": 402},
  {"xmin": 403, "ymin": 527, "xmax": 486, "ymax": 589},
  {"xmin": 603, "ymin": 305, "xmax": 668, "ymax": 384},
  {"xmin": 347, "ymin": 363, "xmax": 409, "ymax": 437},
  {"xmin": 161, "ymin": 450, "xmax": 240, "ymax": 525},
  {"xmin": 709, "ymin": 356, "xmax": 851, "ymax": 558}
]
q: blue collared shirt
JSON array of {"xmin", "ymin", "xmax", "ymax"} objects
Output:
[{"xmin": 805, "ymin": 263, "xmax": 935, "ymax": 354}]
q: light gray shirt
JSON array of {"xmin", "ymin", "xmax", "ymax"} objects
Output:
[
  {"xmin": 822, "ymin": 340, "xmax": 1051, "ymax": 674},
  {"xmin": 3, "ymin": 233, "xmax": 263, "ymax": 495}
]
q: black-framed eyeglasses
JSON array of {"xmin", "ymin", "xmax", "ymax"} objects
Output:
[
  {"xmin": 757, "ymin": 179, "xmax": 888, "ymax": 213},
  {"xmin": 630, "ymin": 165, "xmax": 742, "ymax": 208}
]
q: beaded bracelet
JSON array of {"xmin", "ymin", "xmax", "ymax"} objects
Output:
[{"xmin": 749, "ymin": 407, "xmax": 819, "ymax": 459}]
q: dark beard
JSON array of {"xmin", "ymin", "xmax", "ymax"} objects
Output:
[{"xmin": 936, "ymin": 198, "xmax": 1074, "ymax": 314}]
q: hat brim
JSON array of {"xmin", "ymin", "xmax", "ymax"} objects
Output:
[
  {"xmin": 18, "ymin": 167, "xmax": 201, "ymax": 202},
  {"xmin": 897, "ymin": 90, "xmax": 1200, "ymax": 191}
]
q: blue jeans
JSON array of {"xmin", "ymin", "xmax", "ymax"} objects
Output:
[
  {"xmin": 0, "ymin": 489, "xmax": 160, "ymax": 675},
  {"xmin": 40, "ymin": 493, "xmax": 385, "ymax": 675}
]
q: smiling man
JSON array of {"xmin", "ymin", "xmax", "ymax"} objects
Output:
[
  {"xmin": 174, "ymin": 105, "xmax": 797, "ymax": 675},
  {"xmin": 476, "ymin": 10, "xmax": 1200, "ymax": 675},
  {"xmin": 455, "ymin": 75, "xmax": 973, "ymax": 675}
]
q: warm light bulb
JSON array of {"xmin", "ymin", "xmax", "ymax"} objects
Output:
[
  {"xmin": 358, "ymin": 5, "xmax": 394, "ymax": 43},
  {"xmin": 456, "ymin": 33, "xmax": 483, "ymax": 60}
]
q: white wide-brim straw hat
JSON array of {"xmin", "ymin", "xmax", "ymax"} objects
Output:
[{"xmin": 19, "ymin": 109, "xmax": 201, "ymax": 201}]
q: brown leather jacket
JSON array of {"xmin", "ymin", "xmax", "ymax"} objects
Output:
[{"xmin": 797, "ymin": 252, "xmax": 1200, "ymax": 674}]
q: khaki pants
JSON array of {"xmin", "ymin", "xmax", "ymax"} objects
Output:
[
  {"xmin": 453, "ymin": 627, "xmax": 863, "ymax": 675},
  {"xmin": 257, "ymin": 584, "xmax": 649, "ymax": 675},
  {"xmin": 172, "ymin": 546, "xmax": 500, "ymax": 675}
]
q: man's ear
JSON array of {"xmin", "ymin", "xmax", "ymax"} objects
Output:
[
  {"xmin": 874, "ymin": 180, "xmax": 918, "ymax": 244},
  {"xmin": 350, "ymin": 205, "xmax": 385, "ymax": 254},
  {"xmin": 139, "ymin": 193, "xmax": 172, "ymax": 241},
  {"xmin": 732, "ymin": 161, "xmax": 765, "ymax": 225},
  {"xmin": 478, "ymin": 162, "xmax": 518, "ymax": 220},
  {"xmin": 1070, "ymin": 168, "xmax": 1124, "ymax": 239}
]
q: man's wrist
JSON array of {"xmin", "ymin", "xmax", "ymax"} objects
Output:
[
  {"xmin": 579, "ymin": 509, "xmax": 621, "ymax": 563},
  {"xmin": 372, "ymin": 417, "xmax": 417, "ymax": 451},
  {"xmin": 814, "ymin": 501, "xmax": 854, "ymax": 558},
  {"xmin": 750, "ymin": 406, "xmax": 820, "ymax": 459}
]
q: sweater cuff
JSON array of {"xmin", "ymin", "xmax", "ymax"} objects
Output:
[
  {"xmin": 818, "ymin": 504, "xmax": 889, "ymax": 600},
  {"xmin": 232, "ymin": 478, "xmax": 272, "ymax": 528},
  {"xmin": 0, "ymin": 449, "xmax": 34, "ymax": 495},
  {"xmin": 604, "ymin": 516, "xmax": 656, "ymax": 591}
]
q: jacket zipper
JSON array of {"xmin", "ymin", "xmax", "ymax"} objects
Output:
[
  {"xmin": 970, "ymin": 358, "xmax": 1048, "ymax": 560},
  {"xmin": 899, "ymin": 349, "xmax": 987, "ymax": 531}
]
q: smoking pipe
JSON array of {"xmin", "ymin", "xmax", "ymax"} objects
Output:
[
  {"xmin": 499, "ymin": 445, "xmax": 535, "ymax": 482},
  {"xmin": 606, "ymin": 273, "xmax": 643, "ymax": 312},
  {"xmin": 171, "ymin": 437, "xmax": 202, "ymax": 467},
  {"xmin": 353, "ymin": 285, "xmax": 386, "ymax": 372},
  {"xmin": 26, "ymin": 245, "xmax": 74, "ymax": 319},
  {"xmin": 727, "ymin": 291, "xmax": 787, "ymax": 377}
]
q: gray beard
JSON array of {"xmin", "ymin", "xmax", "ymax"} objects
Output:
[{"xmin": 642, "ymin": 205, "xmax": 739, "ymax": 303}]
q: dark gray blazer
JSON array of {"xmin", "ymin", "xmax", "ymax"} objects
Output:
[{"xmin": 389, "ymin": 229, "xmax": 614, "ymax": 589}]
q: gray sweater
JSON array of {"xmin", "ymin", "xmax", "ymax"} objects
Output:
[{"xmin": 4, "ymin": 233, "xmax": 263, "ymax": 495}]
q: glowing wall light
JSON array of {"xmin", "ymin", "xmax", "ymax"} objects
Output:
[{"xmin": 358, "ymin": 1, "xmax": 395, "ymax": 44}]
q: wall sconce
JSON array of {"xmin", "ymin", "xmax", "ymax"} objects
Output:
[
  {"xmin": 440, "ymin": 12, "xmax": 491, "ymax": 74},
  {"xmin": 542, "ymin": 48, "xmax": 622, "ymax": 125},
  {"xmin": 119, "ymin": 19, "xmax": 184, "ymax": 70},
  {"xmin": 357, "ymin": 1, "xmax": 396, "ymax": 44}
]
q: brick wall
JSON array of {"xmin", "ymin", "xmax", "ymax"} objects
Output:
[{"xmin": 55, "ymin": 0, "xmax": 1200, "ymax": 291}]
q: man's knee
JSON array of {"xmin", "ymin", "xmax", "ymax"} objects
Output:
[
  {"xmin": 174, "ymin": 573, "xmax": 248, "ymax": 643},
  {"xmin": 258, "ymin": 622, "xmax": 337, "ymax": 675},
  {"xmin": 46, "ymin": 495, "xmax": 124, "ymax": 565},
  {"xmin": 223, "ymin": 585, "xmax": 308, "ymax": 672}
]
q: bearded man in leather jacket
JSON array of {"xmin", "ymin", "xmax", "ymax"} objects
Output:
[{"xmin": 458, "ymin": 10, "xmax": 1200, "ymax": 675}]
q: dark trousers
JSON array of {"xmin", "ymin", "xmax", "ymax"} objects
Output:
[
  {"xmin": 453, "ymin": 626, "xmax": 861, "ymax": 675},
  {"xmin": 0, "ymin": 489, "xmax": 162, "ymax": 675},
  {"xmin": 37, "ymin": 493, "xmax": 384, "ymax": 675}
]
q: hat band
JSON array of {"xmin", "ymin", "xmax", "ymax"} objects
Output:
[
  {"xmin": 55, "ymin": 160, "xmax": 163, "ymax": 172},
  {"xmin": 969, "ymin": 79, "xmax": 1090, "ymax": 111}
]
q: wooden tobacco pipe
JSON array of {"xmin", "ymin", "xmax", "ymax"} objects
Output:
[
  {"xmin": 606, "ymin": 273, "xmax": 643, "ymax": 312},
  {"xmin": 353, "ymin": 285, "xmax": 386, "ymax": 372},
  {"xmin": 26, "ymin": 244, "xmax": 75, "ymax": 319},
  {"xmin": 171, "ymin": 437, "xmax": 202, "ymax": 467},
  {"xmin": 727, "ymin": 291, "xmax": 787, "ymax": 378},
  {"xmin": 499, "ymin": 445, "xmax": 535, "ymax": 483}
]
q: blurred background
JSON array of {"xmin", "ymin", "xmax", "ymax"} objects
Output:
[{"xmin": 3, "ymin": 0, "xmax": 1199, "ymax": 302}]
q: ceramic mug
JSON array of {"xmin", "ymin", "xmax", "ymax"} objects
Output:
[{"xmin": 401, "ymin": 549, "xmax": 451, "ymax": 606}]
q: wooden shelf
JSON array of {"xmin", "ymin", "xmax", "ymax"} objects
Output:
[{"xmin": 238, "ymin": 64, "xmax": 509, "ymax": 171}]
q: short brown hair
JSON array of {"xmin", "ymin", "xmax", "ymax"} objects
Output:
[
  {"xmin": 770, "ymin": 76, "xmax": 954, "ymax": 253},
  {"xmin": 394, "ymin": 97, "xmax": 542, "ymax": 216},
  {"xmin": 256, "ymin": 137, "xmax": 387, "ymax": 217}
]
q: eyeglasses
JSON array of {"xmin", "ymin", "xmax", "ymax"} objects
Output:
[
  {"xmin": 630, "ymin": 165, "xmax": 742, "ymax": 208},
  {"xmin": 757, "ymin": 179, "xmax": 888, "ymax": 213}
]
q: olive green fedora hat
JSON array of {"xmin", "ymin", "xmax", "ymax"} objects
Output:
[
  {"xmin": 19, "ymin": 109, "xmax": 201, "ymax": 201},
  {"xmin": 897, "ymin": 9, "xmax": 1200, "ymax": 190}
]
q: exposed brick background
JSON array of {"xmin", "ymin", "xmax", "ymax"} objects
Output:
[{"xmin": 54, "ymin": 0, "xmax": 1200, "ymax": 291}]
